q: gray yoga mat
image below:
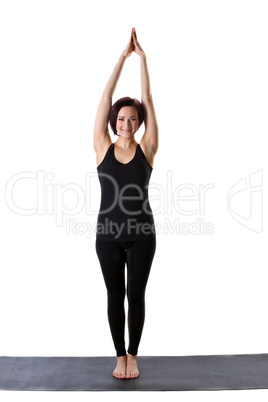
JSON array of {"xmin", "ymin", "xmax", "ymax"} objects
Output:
[{"xmin": 0, "ymin": 354, "xmax": 268, "ymax": 391}]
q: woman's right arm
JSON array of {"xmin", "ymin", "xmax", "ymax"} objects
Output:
[{"xmin": 93, "ymin": 31, "xmax": 134, "ymax": 152}]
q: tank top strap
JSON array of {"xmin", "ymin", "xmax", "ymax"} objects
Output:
[
  {"xmin": 96, "ymin": 143, "xmax": 113, "ymax": 170},
  {"xmin": 136, "ymin": 143, "xmax": 153, "ymax": 170}
]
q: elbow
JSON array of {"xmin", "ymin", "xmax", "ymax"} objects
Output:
[{"xmin": 142, "ymin": 95, "xmax": 153, "ymax": 104}]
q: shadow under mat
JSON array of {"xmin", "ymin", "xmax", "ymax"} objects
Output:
[{"xmin": 1, "ymin": 354, "xmax": 268, "ymax": 391}]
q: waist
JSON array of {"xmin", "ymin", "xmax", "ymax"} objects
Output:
[{"xmin": 96, "ymin": 215, "xmax": 156, "ymax": 241}]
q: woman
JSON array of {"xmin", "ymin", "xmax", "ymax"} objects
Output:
[{"xmin": 93, "ymin": 27, "xmax": 159, "ymax": 380}]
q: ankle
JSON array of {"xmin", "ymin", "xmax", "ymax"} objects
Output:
[
  {"xmin": 127, "ymin": 353, "xmax": 137, "ymax": 360},
  {"xmin": 117, "ymin": 354, "xmax": 127, "ymax": 360}
]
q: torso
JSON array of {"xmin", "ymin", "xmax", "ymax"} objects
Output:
[
  {"xmin": 96, "ymin": 139, "xmax": 155, "ymax": 168},
  {"xmin": 95, "ymin": 138, "xmax": 156, "ymax": 241}
]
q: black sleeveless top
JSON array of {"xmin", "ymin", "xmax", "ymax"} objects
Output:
[{"xmin": 96, "ymin": 142, "xmax": 156, "ymax": 241}]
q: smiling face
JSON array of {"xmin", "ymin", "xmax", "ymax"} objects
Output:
[{"xmin": 116, "ymin": 106, "xmax": 139, "ymax": 137}]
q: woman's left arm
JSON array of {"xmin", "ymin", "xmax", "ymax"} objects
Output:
[{"xmin": 133, "ymin": 28, "xmax": 159, "ymax": 155}]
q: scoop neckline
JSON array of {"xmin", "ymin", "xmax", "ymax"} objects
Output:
[{"xmin": 113, "ymin": 143, "xmax": 139, "ymax": 165}]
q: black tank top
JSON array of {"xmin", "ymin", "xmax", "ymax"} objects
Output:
[{"xmin": 96, "ymin": 142, "xmax": 156, "ymax": 241}]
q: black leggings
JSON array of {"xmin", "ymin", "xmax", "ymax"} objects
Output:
[{"xmin": 95, "ymin": 236, "xmax": 156, "ymax": 357}]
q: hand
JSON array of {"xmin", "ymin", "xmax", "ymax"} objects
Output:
[
  {"xmin": 122, "ymin": 29, "xmax": 135, "ymax": 58},
  {"xmin": 132, "ymin": 27, "xmax": 146, "ymax": 58}
]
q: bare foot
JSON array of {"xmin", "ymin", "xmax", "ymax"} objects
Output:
[
  {"xmin": 126, "ymin": 353, "xmax": 139, "ymax": 379},
  {"xmin": 113, "ymin": 355, "xmax": 127, "ymax": 379}
]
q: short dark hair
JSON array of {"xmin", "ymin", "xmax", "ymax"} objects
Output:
[{"xmin": 109, "ymin": 97, "xmax": 144, "ymax": 136}]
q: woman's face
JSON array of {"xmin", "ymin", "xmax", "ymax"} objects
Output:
[{"xmin": 116, "ymin": 106, "xmax": 139, "ymax": 137}]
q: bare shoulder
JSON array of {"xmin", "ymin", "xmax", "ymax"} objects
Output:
[
  {"xmin": 139, "ymin": 138, "xmax": 158, "ymax": 169},
  {"xmin": 95, "ymin": 136, "xmax": 112, "ymax": 168}
]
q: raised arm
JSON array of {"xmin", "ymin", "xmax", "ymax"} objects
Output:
[
  {"xmin": 133, "ymin": 28, "xmax": 159, "ymax": 155},
  {"xmin": 93, "ymin": 32, "xmax": 134, "ymax": 152}
]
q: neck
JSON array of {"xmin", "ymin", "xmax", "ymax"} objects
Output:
[{"xmin": 115, "ymin": 137, "xmax": 137, "ymax": 149}]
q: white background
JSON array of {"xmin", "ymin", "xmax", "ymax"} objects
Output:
[{"xmin": 0, "ymin": 0, "xmax": 267, "ymax": 401}]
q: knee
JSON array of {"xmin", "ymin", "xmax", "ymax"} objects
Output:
[
  {"xmin": 127, "ymin": 291, "xmax": 145, "ymax": 306},
  {"xmin": 108, "ymin": 290, "xmax": 125, "ymax": 305}
]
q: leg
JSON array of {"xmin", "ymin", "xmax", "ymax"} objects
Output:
[
  {"xmin": 95, "ymin": 238, "xmax": 127, "ymax": 357},
  {"xmin": 125, "ymin": 237, "xmax": 156, "ymax": 378}
]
